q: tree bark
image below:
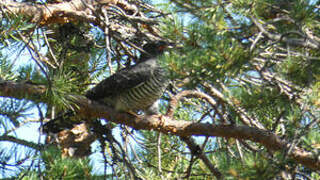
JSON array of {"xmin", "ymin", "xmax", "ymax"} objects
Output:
[{"xmin": 0, "ymin": 80, "xmax": 319, "ymax": 171}]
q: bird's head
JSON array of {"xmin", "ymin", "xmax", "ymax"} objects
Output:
[
  {"xmin": 139, "ymin": 41, "xmax": 174, "ymax": 62},
  {"xmin": 142, "ymin": 41, "xmax": 168, "ymax": 55}
]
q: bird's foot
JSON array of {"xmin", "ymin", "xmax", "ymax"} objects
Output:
[{"xmin": 153, "ymin": 114, "xmax": 165, "ymax": 127}]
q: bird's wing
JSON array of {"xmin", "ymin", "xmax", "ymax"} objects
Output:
[{"xmin": 85, "ymin": 61, "xmax": 154, "ymax": 100}]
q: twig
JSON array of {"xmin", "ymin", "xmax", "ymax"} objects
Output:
[
  {"xmin": 236, "ymin": 140, "xmax": 244, "ymax": 162},
  {"xmin": 250, "ymin": 32, "xmax": 264, "ymax": 52},
  {"xmin": 203, "ymin": 82, "xmax": 266, "ymax": 129},
  {"xmin": 180, "ymin": 136, "xmax": 223, "ymax": 179},
  {"xmin": 183, "ymin": 155, "xmax": 195, "ymax": 179},
  {"xmin": 166, "ymin": 90, "xmax": 217, "ymax": 118},
  {"xmin": 0, "ymin": 135, "xmax": 43, "ymax": 150},
  {"xmin": 250, "ymin": 16, "xmax": 320, "ymax": 49},
  {"xmin": 41, "ymin": 29, "xmax": 59, "ymax": 66},
  {"xmin": 157, "ymin": 132, "xmax": 164, "ymax": 180},
  {"xmin": 102, "ymin": 8, "xmax": 114, "ymax": 75},
  {"xmin": 4, "ymin": 118, "xmax": 41, "ymax": 136}
]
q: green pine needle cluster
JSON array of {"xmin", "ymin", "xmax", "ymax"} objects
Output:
[
  {"xmin": 18, "ymin": 147, "xmax": 95, "ymax": 180},
  {"xmin": 0, "ymin": 0, "xmax": 320, "ymax": 179}
]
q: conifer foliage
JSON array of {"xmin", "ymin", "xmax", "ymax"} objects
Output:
[{"xmin": 0, "ymin": 0, "xmax": 319, "ymax": 179}]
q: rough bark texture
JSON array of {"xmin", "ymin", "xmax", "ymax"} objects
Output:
[
  {"xmin": 2, "ymin": 0, "xmax": 124, "ymax": 25},
  {"xmin": 0, "ymin": 81, "xmax": 319, "ymax": 171}
]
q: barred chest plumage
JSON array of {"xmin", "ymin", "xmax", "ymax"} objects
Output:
[
  {"xmin": 115, "ymin": 67, "xmax": 168, "ymax": 113},
  {"xmin": 43, "ymin": 41, "xmax": 171, "ymax": 133}
]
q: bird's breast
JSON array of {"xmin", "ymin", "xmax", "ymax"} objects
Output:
[{"xmin": 116, "ymin": 72, "xmax": 168, "ymax": 112}]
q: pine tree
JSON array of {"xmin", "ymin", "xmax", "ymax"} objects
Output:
[{"xmin": 0, "ymin": 0, "xmax": 319, "ymax": 179}]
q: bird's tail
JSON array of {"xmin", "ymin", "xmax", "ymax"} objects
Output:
[{"xmin": 41, "ymin": 111, "xmax": 83, "ymax": 133}]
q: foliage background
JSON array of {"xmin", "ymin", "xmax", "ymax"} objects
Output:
[{"xmin": 0, "ymin": 0, "xmax": 319, "ymax": 179}]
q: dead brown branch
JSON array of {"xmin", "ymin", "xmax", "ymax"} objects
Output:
[
  {"xmin": 0, "ymin": 0, "xmax": 126, "ymax": 25},
  {"xmin": 0, "ymin": 0, "xmax": 161, "ymax": 42}
]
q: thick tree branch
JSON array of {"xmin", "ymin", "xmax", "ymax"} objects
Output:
[
  {"xmin": 0, "ymin": 81, "xmax": 46, "ymax": 100},
  {"xmin": 77, "ymin": 96, "xmax": 320, "ymax": 170},
  {"xmin": 0, "ymin": 81, "xmax": 319, "ymax": 170}
]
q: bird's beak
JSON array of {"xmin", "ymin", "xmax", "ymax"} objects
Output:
[{"xmin": 158, "ymin": 42, "xmax": 177, "ymax": 51}]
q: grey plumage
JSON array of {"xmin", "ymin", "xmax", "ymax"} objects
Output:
[
  {"xmin": 85, "ymin": 41, "xmax": 169, "ymax": 115},
  {"xmin": 42, "ymin": 41, "xmax": 169, "ymax": 133}
]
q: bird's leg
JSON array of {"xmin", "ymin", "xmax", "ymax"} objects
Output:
[{"xmin": 144, "ymin": 100, "xmax": 166, "ymax": 126}]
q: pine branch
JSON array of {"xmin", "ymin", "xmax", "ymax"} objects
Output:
[
  {"xmin": 250, "ymin": 16, "xmax": 320, "ymax": 49},
  {"xmin": 1, "ymin": 80, "xmax": 319, "ymax": 170},
  {"xmin": 0, "ymin": 0, "xmax": 161, "ymax": 42},
  {"xmin": 0, "ymin": 81, "xmax": 46, "ymax": 100}
]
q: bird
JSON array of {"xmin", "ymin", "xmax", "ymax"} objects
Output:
[
  {"xmin": 85, "ymin": 41, "xmax": 170, "ymax": 115},
  {"xmin": 42, "ymin": 41, "xmax": 170, "ymax": 133}
]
